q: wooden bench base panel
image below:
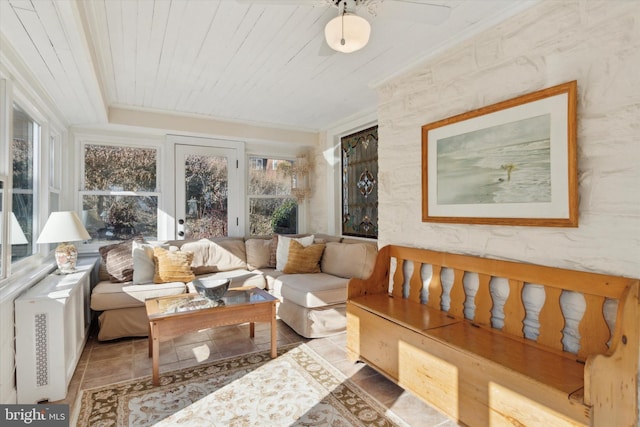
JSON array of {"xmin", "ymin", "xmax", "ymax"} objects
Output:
[{"xmin": 347, "ymin": 304, "xmax": 590, "ymax": 427}]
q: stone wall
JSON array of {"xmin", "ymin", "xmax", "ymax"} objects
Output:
[{"xmin": 376, "ymin": 0, "xmax": 640, "ymax": 278}]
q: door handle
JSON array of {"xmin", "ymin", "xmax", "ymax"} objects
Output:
[{"xmin": 178, "ymin": 219, "xmax": 185, "ymax": 238}]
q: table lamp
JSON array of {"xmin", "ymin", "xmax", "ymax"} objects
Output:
[
  {"xmin": 0, "ymin": 212, "xmax": 28, "ymax": 245},
  {"xmin": 37, "ymin": 211, "xmax": 91, "ymax": 274}
]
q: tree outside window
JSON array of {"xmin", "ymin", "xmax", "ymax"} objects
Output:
[
  {"xmin": 248, "ymin": 157, "xmax": 297, "ymax": 236},
  {"xmin": 81, "ymin": 144, "xmax": 158, "ymax": 241}
]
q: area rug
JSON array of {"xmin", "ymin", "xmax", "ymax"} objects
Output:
[{"xmin": 75, "ymin": 343, "xmax": 408, "ymax": 426}]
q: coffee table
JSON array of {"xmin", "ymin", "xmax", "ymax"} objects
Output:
[{"xmin": 145, "ymin": 287, "xmax": 278, "ymax": 385}]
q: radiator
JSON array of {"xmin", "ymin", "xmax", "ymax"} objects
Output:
[{"xmin": 15, "ymin": 257, "xmax": 97, "ymax": 403}]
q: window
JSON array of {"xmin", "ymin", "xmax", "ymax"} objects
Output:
[
  {"xmin": 12, "ymin": 105, "xmax": 39, "ymax": 263},
  {"xmin": 342, "ymin": 125, "xmax": 378, "ymax": 239},
  {"xmin": 81, "ymin": 144, "xmax": 158, "ymax": 242},
  {"xmin": 248, "ymin": 156, "xmax": 297, "ymax": 236},
  {"xmin": 251, "ymin": 158, "xmax": 265, "ymax": 170}
]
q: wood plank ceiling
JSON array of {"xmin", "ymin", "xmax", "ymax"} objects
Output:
[{"xmin": 0, "ymin": 0, "xmax": 537, "ymax": 131}]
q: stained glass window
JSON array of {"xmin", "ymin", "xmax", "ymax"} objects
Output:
[{"xmin": 342, "ymin": 125, "xmax": 378, "ymax": 239}]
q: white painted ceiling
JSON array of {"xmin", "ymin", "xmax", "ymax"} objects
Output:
[{"xmin": 0, "ymin": 0, "xmax": 537, "ymax": 132}]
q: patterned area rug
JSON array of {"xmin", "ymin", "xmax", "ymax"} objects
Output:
[{"xmin": 75, "ymin": 343, "xmax": 408, "ymax": 426}]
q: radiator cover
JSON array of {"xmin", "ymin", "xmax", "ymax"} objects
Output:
[{"xmin": 15, "ymin": 257, "xmax": 97, "ymax": 403}]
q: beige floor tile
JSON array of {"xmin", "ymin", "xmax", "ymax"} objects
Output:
[
  {"xmin": 89, "ymin": 340, "xmax": 134, "ymax": 361},
  {"xmin": 172, "ymin": 329, "xmax": 213, "ymax": 346},
  {"xmin": 82, "ymin": 357, "xmax": 134, "ymax": 382},
  {"xmin": 387, "ymin": 390, "xmax": 453, "ymax": 426},
  {"xmin": 351, "ymin": 372, "xmax": 405, "ymax": 406},
  {"xmin": 175, "ymin": 341, "xmax": 218, "ymax": 361}
]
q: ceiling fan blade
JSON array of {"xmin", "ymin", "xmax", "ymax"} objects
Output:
[{"xmin": 367, "ymin": 1, "xmax": 451, "ymax": 25}]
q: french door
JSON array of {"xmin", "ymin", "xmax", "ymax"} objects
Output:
[{"xmin": 175, "ymin": 145, "xmax": 240, "ymax": 239}]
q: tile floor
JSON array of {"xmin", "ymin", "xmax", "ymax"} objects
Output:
[{"xmin": 58, "ymin": 319, "xmax": 458, "ymax": 426}]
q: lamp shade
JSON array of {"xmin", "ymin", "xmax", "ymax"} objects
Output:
[
  {"xmin": 37, "ymin": 211, "xmax": 91, "ymax": 244},
  {"xmin": 0, "ymin": 212, "xmax": 28, "ymax": 244},
  {"xmin": 324, "ymin": 12, "xmax": 371, "ymax": 53}
]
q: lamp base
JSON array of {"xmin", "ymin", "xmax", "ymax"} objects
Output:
[{"xmin": 55, "ymin": 242, "xmax": 78, "ymax": 274}]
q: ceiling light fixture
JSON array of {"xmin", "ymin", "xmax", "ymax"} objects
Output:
[{"xmin": 324, "ymin": 6, "xmax": 371, "ymax": 53}]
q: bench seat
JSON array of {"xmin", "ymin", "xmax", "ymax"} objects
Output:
[{"xmin": 347, "ymin": 245, "xmax": 639, "ymax": 427}]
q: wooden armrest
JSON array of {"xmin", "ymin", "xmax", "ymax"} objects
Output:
[{"xmin": 348, "ymin": 245, "xmax": 391, "ymax": 299}]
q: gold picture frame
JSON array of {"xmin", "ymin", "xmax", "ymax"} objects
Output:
[{"xmin": 422, "ymin": 81, "xmax": 578, "ymax": 227}]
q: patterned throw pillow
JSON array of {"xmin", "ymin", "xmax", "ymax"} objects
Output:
[
  {"xmin": 153, "ymin": 247, "xmax": 196, "ymax": 284},
  {"xmin": 99, "ymin": 240, "xmax": 134, "ymax": 283},
  {"xmin": 268, "ymin": 235, "xmax": 278, "ymax": 268},
  {"xmin": 283, "ymin": 240, "xmax": 325, "ymax": 274}
]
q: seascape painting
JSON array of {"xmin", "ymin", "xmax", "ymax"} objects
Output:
[
  {"xmin": 436, "ymin": 114, "xmax": 551, "ymax": 205},
  {"xmin": 421, "ymin": 81, "xmax": 577, "ymax": 226}
]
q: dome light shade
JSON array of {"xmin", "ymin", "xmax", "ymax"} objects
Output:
[{"xmin": 324, "ymin": 12, "xmax": 371, "ymax": 53}]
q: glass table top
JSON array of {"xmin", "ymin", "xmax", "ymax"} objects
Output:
[{"xmin": 147, "ymin": 288, "xmax": 275, "ymax": 319}]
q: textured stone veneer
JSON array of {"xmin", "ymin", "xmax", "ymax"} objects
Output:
[{"xmin": 375, "ymin": 0, "xmax": 639, "ymax": 279}]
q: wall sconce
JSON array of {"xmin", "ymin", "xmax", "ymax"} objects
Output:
[{"xmin": 291, "ymin": 154, "xmax": 311, "ymax": 202}]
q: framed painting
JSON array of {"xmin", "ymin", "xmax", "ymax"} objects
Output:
[{"xmin": 422, "ymin": 81, "xmax": 577, "ymax": 227}]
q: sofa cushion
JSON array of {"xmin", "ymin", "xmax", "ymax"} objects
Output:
[
  {"xmin": 91, "ymin": 280, "xmax": 187, "ymax": 311},
  {"xmin": 277, "ymin": 300, "xmax": 347, "ymax": 338},
  {"xmin": 180, "ymin": 238, "xmax": 247, "ymax": 274},
  {"xmin": 99, "ymin": 240, "xmax": 134, "ymax": 283},
  {"xmin": 321, "ymin": 242, "xmax": 377, "ymax": 279},
  {"xmin": 188, "ymin": 269, "xmax": 267, "ymax": 290},
  {"xmin": 255, "ymin": 268, "xmax": 285, "ymax": 295},
  {"xmin": 276, "ymin": 235, "xmax": 314, "ymax": 271},
  {"xmin": 153, "ymin": 247, "xmax": 196, "ymax": 283},
  {"xmin": 277, "ymin": 273, "xmax": 349, "ymax": 308},
  {"xmin": 283, "ymin": 241, "xmax": 325, "ymax": 274},
  {"xmin": 245, "ymin": 238, "xmax": 272, "ymax": 270}
]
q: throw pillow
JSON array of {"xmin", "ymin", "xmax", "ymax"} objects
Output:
[
  {"xmin": 99, "ymin": 240, "xmax": 134, "ymax": 283},
  {"xmin": 268, "ymin": 235, "xmax": 278, "ymax": 268},
  {"xmin": 283, "ymin": 240, "xmax": 325, "ymax": 274},
  {"xmin": 132, "ymin": 240, "xmax": 169, "ymax": 284},
  {"xmin": 320, "ymin": 242, "xmax": 378, "ymax": 279},
  {"xmin": 245, "ymin": 238, "xmax": 272, "ymax": 270},
  {"xmin": 181, "ymin": 238, "xmax": 247, "ymax": 274},
  {"xmin": 276, "ymin": 234, "xmax": 314, "ymax": 271},
  {"xmin": 153, "ymin": 247, "xmax": 195, "ymax": 284}
]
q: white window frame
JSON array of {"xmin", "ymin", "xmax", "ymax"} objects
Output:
[{"xmin": 76, "ymin": 136, "xmax": 163, "ymax": 252}]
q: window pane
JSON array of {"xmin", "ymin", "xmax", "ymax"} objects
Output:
[
  {"xmin": 84, "ymin": 144, "xmax": 157, "ymax": 191},
  {"xmin": 249, "ymin": 198, "xmax": 297, "ymax": 236},
  {"xmin": 12, "ymin": 106, "xmax": 37, "ymax": 263},
  {"xmin": 82, "ymin": 195, "xmax": 158, "ymax": 241},
  {"xmin": 248, "ymin": 157, "xmax": 293, "ymax": 196},
  {"xmin": 184, "ymin": 154, "xmax": 228, "ymax": 239}
]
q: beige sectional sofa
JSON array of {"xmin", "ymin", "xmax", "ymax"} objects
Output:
[{"xmin": 90, "ymin": 234, "xmax": 377, "ymax": 341}]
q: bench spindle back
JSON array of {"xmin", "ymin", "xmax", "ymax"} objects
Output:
[{"xmin": 386, "ymin": 246, "xmax": 631, "ymax": 360}]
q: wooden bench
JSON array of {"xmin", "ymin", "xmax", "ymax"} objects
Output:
[{"xmin": 346, "ymin": 245, "xmax": 639, "ymax": 427}]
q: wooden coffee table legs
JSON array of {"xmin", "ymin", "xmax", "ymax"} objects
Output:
[
  {"xmin": 148, "ymin": 317, "xmax": 277, "ymax": 386},
  {"xmin": 148, "ymin": 321, "xmax": 161, "ymax": 386}
]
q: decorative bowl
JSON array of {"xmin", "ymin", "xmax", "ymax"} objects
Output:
[{"xmin": 193, "ymin": 278, "xmax": 230, "ymax": 301}]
